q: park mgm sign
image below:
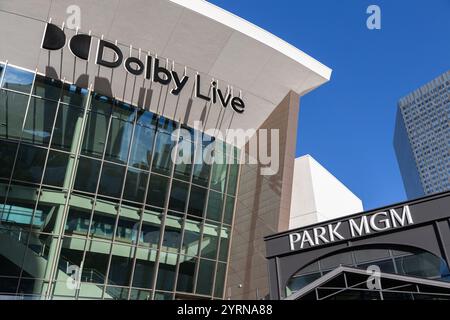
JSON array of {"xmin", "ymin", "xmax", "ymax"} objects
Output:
[{"xmin": 289, "ymin": 206, "xmax": 414, "ymax": 251}]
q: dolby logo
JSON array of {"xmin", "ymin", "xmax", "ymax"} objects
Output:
[{"xmin": 41, "ymin": 23, "xmax": 245, "ymax": 114}]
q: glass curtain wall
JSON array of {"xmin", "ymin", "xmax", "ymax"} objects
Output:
[{"xmin": 0, "ymin": 63, "xmax": 240, "ymax": 300}]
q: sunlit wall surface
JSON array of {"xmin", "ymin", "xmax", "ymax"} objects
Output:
[{"xmin": 0, "ymin": 62, "xmax": 240, "ymax": 300}]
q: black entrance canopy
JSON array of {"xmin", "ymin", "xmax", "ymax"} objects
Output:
[
  {"xmin": 286, "ymin": 266, "xmax": 450, "ymax": 300},
  {"xmin": 265, "ymin": 191, "xmax": 450, "ymax": 300}
]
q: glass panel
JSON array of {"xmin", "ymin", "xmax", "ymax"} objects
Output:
[
  {"xmin": 61, "ymin": 83, "xmax": 88, "ymax": 107},
  {"xmin": 115, "ymin": 216, "xmax": 138, "ymax": 244},
  {"xmin": 104, "ymin": 113, "xmax": 133, "ymax": 164},
  {"xmin": 182, "ymin": 218, "xmax": 202, "ymax": 257},
  {"xmin": 139, "ymin": 218, "xmax": 161, "ymax": 248},
  {"xmin": 214, "ymin": 262, "xmax": 226, "ymax": 298},
  {"xmin": 51, "ymin": 104, "xmax": 83, "ymax": 151},
  {"xmin": 156, "ymin": 251, "xmax": 177, "ymax": 291},
  {"xmin": 154, "ymin": 291, "xmax": 172, "ymax": 300},
  {"xmin": 168, "ymin": 180, "xmax": 189, "ymax": 213},
  {"xmin": 98, "ymin": 162, "xmax": 126, "ymax": 198},
  {"xmin": 0, "ymin": 89, "xmax": 30, "ymax": 140},
  {"xmin": 162, "ymin": 214, "xmax": 182, "ymax": 252},
  {"xmin": 174, "ymin": 129, "xmax": 193, "ymax": 181},
  {"xmin": 201, "ymin": 222, "xmax": 220, "ymax": 260},
  {"xmin": 43, "ymin": 151, "xmax": 69, "ymax": 187},
  {"xmin": 12, "ymin": 144, "xmax": 47, "ymax": 184},
  {"xmin": 64, "ymin": 208, "xmax": 91, "ymax": 237},
  {"xmin": 206, "ymin": 191, "xmax": 224, "ymax": 222},
  {"xmin": 91, "ymin": 211, "xmax": 116, "ymax": 240},
  {"xmin": 192, "ymin": 134, "xmax": 213, "ymax": 187},
  {"xmin": 133, "ymin": 254, "xmax": 155, "ymax": 289},
  {"xmin": 187, "ymin": 186, "xmax": 207, "ymax": 218},
  {"xmin": 320, "ymin": 251, "xmax": 353, "ymax": 270},
  {"xmin": 286, "ymin": 273, "xmax": 321, "ymax": 296},
  {"xmin": 210, "ymin": 142, "xmax": 228, "ymax": 193},
  {"xmin": 227, "ymin": 163, "xmax": 239, "ymax": 196},
  {"xmin": 32, "ymin": 74, "xmax": 62, "ymax": 101},
  {"xmin": 223, "ymin": 196, "xmax": 234, "ymax": 225},
  {"xmin": 82, "ymin": 108, "xmax": 110, "ymax": 158},
  {"xmin": 395, "ymin": 252, "xmax": 445, "ymax": 278},
  {"xmin": 108, "ymin": 255, "xmax": 133, "ymax": 286},
  {"xmin": 354, "ymin": 249, "xmax": 390, "ymax": 263},
  {"xmin": 74, "ymin": 157, "xmax": 101, "ymax": 193},
  {"xmin": 152, "ymin": 118, "xmax": 177, "ymax": 175},
  {"xmin": 146, "ymin": 174, "xmax": 169, "ymax": 208},
  {"xmin": 196, "ymin": 259, "xmax": 215, "ymax": 296},
  {"xmin": 0, "ymin": 199, "xmax": 37, "ymax": 227},
  {"xmin": 22, "ymin": 97, "xmax": 58, "ymax": 146},
  {"xmin": 219, "ymin": 226, "xmax": 230, "ymax": 262},
  {"xmin": 129, "ymin": 114, "xmax": 157, "ymax": 170},
  {"xmin": 81, "ymin": 241, "xmax": 111, "ymax": 284},
  {"xmin": 0, "ymin": 140, "xmax": 18, "ymax": 179},
  {"xmin": 130, "ymin": 289, "xmax": 152, "ymax": 300},
  {"xmin": 123, "ymin": 168, "xmax": 148, "ymax": 204},
  {"xmin": 1, "ymin": 65, "xmax": 34, "ymax": 93},
  {"xmin": 176, "ymin": 255, "xmax": 197, "ymax": 293}
]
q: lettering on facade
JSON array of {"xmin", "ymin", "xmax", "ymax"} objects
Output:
[
  {"xmin": 41, "ymin": 23, "xmax": 245, "ymax": 113},
  {"xmin": 288, "ymin": 205, "xmax": 414, "ymax": 251}
]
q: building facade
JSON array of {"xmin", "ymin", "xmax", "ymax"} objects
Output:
[
  {"xmin": 289, "ymin": 155, "xmax": 363, "ymax": 229},
  {"xmin": 394, "ymin": 71, "xmax": 450, "ymax": 199},
  {"xmin": 265, "ymin": 191, "xmax": 450, "ymax": 300},
  {"xmin": 0, "ymin": 0, "xmax": 331, "ymax": 300}
]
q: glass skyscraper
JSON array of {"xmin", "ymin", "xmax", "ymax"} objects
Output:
[
  {"xmin": 394, "ymin": 71, "xmax": 450, "ymax": 199},
  {"xmin": 0, "ymin": 62, "xmax": 239, "ymax": 300}
]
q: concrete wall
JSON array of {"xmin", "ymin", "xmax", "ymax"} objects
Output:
[
  {"xmin": 226, "ymin": 91, "xmax": 299, "ymax": 299},
  {"xmin": 289, "ymin": 155, "xmax": 363, "ymax": 229}
]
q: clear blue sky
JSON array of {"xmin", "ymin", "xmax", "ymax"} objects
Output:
[{"xmin": 210, "ymin": 0, "xmax": 450, "ymax": 210}]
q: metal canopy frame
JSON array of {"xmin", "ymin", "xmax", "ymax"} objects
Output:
[{"xmin": 286, "ymin": 266, "xmax": 450, "ymax": 300}]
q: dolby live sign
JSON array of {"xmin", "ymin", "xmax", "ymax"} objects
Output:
[{"xmin": 288, "ymin": 206, "xmax": 414, "ymax": 251}]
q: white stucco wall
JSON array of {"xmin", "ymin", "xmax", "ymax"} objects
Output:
[{"xmin": 289, "ymin": 155, "xmax": 363, "ymax": 229}]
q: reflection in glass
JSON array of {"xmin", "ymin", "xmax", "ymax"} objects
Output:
[
  {"xmin": 52, "ymin": 104, "xmax": 83, "ymax": 151},
  {"xmin": 214, "ymin": 262, "xmax": 226, "ymax": 298},
  {"xmin": 156, "ymin": 251, "xmax": 177, "ymax": 291},
  {"xmin": 140, "ymin": 219, "xmax": 161, "ymax": 248},
  {"xmin": 43, "ymin": 151, "xmax": 69, "ymax": 187},
  {"xmin": 152, "ymin": 118, "xmax": 177, "ymax": 175},
  {"xmin": 33, "ymin": 74, "xmax": 62, "ymax": 101},
  {"xmin": 0, "ymin": 90, "xmax": 30, "ymax": 140},
  {"xmin": 74, "ymin": 157, "xmax": 101, "ymax": 193},
  {"xmin": 182, "ymin": 218, "xmax": 202, "ymax": 256},
  {"xmin": 129, "ymin": 117, "xmax": 157, "ymax": 170},
  {"xmin": 187, "ymin": 186, "xmax": 207, "ymax": 217},
  {"xmin": 98, "ymin": 162, "xmax": 126, "ymax": 198},
  {"xmin": 82, "ymin": 109, "xmax": 110, "ymax": 158},
  {"xmin": 196, "ymin": 259, "xmax": 215, "ymax": 295},
  {"xmin": 123, "ymin": 168, "xmax": 148, "ymax": 204},
  {"xmin": 12, "ymin": 144, "xmax": 47, "ymax": 184},
  {"xmin": 104, "ymin": 114, "xmax": 133, "ymax": 164},
  {"xmin": 146, "ymin": 174, "xmax": 169, "ymax": 208},
  {"xmin": 219, "ymin": 226, "xmax": 230, "ymax": 262},
  {"xmin": 201, "ymin": 223, "xmax": 220, "ymax": 259},
  {"xmin": 133, "ymin": 256, "xmax": 155, "ymax": 289},
  {"xmin": 168, "ymin": 180, "xmax": 189, "ymax": 213},
  {"xmin": 1, "ymin": 65, "xmax": 34, "ymax": 93},
  {"xmin": 162, "ymin": 215, "xmax": 182, "ymax": 252},
  {"xmin": 192, "ymin": 135, "xmax": 213, "ymax": 187},
  {"xmin": 22, "ymin": 97, "xmax": 58, "ymax": 146},
  {"xmin": 61, "ymin": 83, "xmax": 88, "ymax": 107},
  {"xmin": 0, "ymin": 140, "xmax": 18, "ymax": 179},
  {"xmin": 177, "ymin": 255, "xmax": 197, "ymax": 293},
  {"xmin": 108, "ymin": 255, "xmax": 133, "ymax": 286},
  {"xmin": 206, "ymin": 191, "xmax": 224, "ymax": 222}
]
